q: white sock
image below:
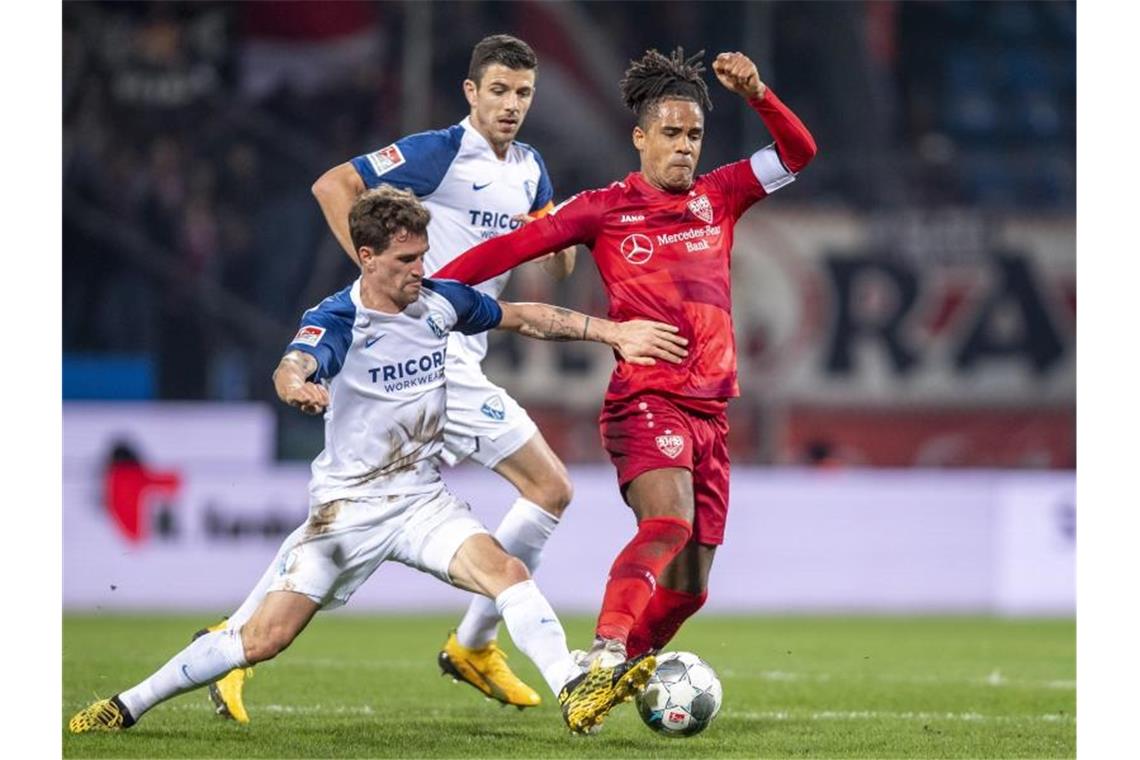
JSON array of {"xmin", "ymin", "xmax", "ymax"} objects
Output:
[
  {"xmin": 457, "ymin": 498, "xmax": 559, "ymax": 648},
  {"xmin": 118, "ymin": 627, "xmax": 249, "ymax": 721},
  {"xmin": 495, "ymin": 580, "xmax": 581, "ymax": 695}
]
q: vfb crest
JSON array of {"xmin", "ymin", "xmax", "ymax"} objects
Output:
[
  {"xmin": 687, "ymin": 194, "xmax": 713, "ymax": 224},
  {"xmin": 655, "ymin": 432, "xmax": 685, "ymax": 459}
]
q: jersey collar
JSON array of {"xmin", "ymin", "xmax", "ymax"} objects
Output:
[
  {"xmin": 459, "ymin": 115, "xmax": 513, "ymax": 162},
  {"xmin": 627, "ymin": 170, "xmax": 694, "ymax": 198}
]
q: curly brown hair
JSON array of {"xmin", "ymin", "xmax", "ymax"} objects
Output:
[
  {"xmin": 348, "ymin": 185, "xmax": 432, "ymax": 253},
  {"xmin": 620, "ymin": 47, "xmax": 713, "ymax": 127}
]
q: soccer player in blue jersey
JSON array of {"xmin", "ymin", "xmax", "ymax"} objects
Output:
[
  {"xmin": 307, "ymin": 33, "xmax": 580, "ymax": 711},
  {"xmin": 69, "ymin": 186, "xmax": 689, "ymax": 737}
]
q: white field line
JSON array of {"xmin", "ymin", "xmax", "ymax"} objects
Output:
[
  {"xmin": 169, "ymin": 702, "xmax": 376, "ymax": 716},
  {"xmin": 725, "ymin": 709, "xmax": 1075, "ymax": 724},
  {"xmin": 719, "ymin": 669, "xmax": 1075, "ymax": 690},
  {"xmin": 163, "ymin": 702, "xmax": 1074, "ymax": 724}
]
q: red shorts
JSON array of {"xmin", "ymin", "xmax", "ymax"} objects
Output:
[{"xmin": 598, "ymin": 393, "xmax": 730, "ymax": 545}]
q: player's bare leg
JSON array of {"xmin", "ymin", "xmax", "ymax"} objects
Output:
[
  {"xmin": 190, "ymin": 522, "xmax": 308, "ymax": 723},
  {"xmin": 445, "ymin": 532, "xmax": 654, "ymax": 733},
  {"xmin": 627, "ymin": 541, "xmax": 717, "ymax": 657},
  {"xmin": 69, "ymin": 591, "xmax": 318, "ymax": 732},
  {"xmin": 443, "ymin": 432, "xmax": 571, "ymax": 708},
  {"xmin": 585, "ymin": 467, "xmax": 695, "ymax": 666}
]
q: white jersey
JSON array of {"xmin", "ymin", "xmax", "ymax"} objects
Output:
[
  {"xmin": 286, "ymin": 277, "xmax": 502, "ymax": 507},
  {"xmin": 350, "ymin": 117, "xmax": 555, "ymax": 363}
]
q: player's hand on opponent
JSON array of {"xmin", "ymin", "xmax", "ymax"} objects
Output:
[
  {"xmin": 611, "ymin": 320, "xmax": 689, "ymax": 366},
  {"xmin": 713, "ymin": 52, "xmax": 766, "ymax": 99},
  {"xmin": 511, "ymin": 213, "xmax": 576, "ymax": 279},
  {"xmin": 280, "ymin": 381, "xmax": 330, "ymax": 415}
]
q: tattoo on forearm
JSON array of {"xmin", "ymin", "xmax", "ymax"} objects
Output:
[
  {"xmin": 518, "ymin": 306, "xmax": 583, "ymax": 342},
  {"xmin": 276, "ymin": 351, "xmax": 317, "ymax": 385}
]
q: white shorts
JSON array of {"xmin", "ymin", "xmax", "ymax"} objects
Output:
[
  {"xmin": 266, "ymin": 485, "xmax": 488, "ymax": 609},
  {"xmin": 440, "ymin": 350, "xmax": 538, "ymax": 469}
]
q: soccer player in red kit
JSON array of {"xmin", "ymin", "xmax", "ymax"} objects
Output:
[{"xmin": 435, "ymin": 48, "xmax": 817, "ymax": 666}]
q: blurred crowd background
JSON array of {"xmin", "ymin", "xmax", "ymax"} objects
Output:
[{"xmin": 62, "ymin": 0, "xmax": 1075, "ymax": 468}]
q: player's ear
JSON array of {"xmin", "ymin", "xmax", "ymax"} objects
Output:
[
  {"xmin": 358, "ymin": 246, "xmax": 375, "ymax": 269},
  {"xmin": 462, "ymin": 78, "xmax": 478, "ymax": 108},
  {"xmin": 632, "ymin": 125, "xmax": 647, "ymax": 152}
]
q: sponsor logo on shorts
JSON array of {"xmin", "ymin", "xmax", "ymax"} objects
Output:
[
  {"xmin": 481, "ymin": 395, "xmax": 506, "ymax": 421},
  {"xmin": 364, "ymin": 144, "xmax": 405, "ymax": 176},
  {"xmin": 292, "ymin": 325, "xmax": 325, "ymax": 347},
  {"xmin": 687, "ymin": 193, "xmax": 714, "ymax": 223},
  {"xmin": 655, "ymin": 432, "xmax": 685, "ymax": 459},
  {"xmin": 426, "ymin": 311, "xmax": 448, "ymax": 338}
]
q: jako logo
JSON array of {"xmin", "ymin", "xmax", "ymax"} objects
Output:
[{"xmin": 104, "ymin": 442, "xmax": 182, "ymax": 544}]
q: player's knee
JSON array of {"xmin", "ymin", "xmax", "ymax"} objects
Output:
[
  {"xmin": 499, "ymin": 555, "xmax": 531, "ymax": 587},
  {"xmin": 523, "ymin": 468, "xmax": 573, "ymax": 516}
]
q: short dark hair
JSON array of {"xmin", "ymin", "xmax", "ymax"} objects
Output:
[
  {"xmin": 468, "ymin": 34, "xmax": 538, "ymax": 85},
  {"xmin": 620, "ymin": 47, "xmax": 713, "ymax": 126},
  {"xmin": 348, "ymin": 185, "xmax": 431, "ymax": 253}
]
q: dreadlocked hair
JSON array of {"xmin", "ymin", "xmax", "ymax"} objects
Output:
[{"xmin": 620, "ymin": 47, "xmax": 713, "ymax": 126}]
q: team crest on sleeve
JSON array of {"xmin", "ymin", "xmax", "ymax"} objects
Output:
[
  {"xmin": 687, "ymin": 194, "xmax": 714, "ymax": 224},
  {"xmin": 655, "ymin": 430, "xmax": 685, "ymax": 459},
  {"xmin": 426, "ymin": 312, "xmax": 448, "ymax": 338},
  {"xmin": 524, "ymin": 179, "xmax": 537, "ymax": 205},
  {"xmin": 293, "ymin": 325, "xmax": 326, "ymax": 346},
  {"xmin": 364, "ymin": 144, "xmax": 406, "ymax": 177}
]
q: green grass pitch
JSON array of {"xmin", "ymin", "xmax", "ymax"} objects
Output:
[{"xmin": 63, "ymin": 614, "xmax": 1074, "ymax": 758}]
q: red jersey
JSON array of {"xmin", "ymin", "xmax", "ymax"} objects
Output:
[{"xmin": 435, "ymin": 90, "xmax": 817, "ymax": 409}]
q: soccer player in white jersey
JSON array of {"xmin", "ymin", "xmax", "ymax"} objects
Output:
[
  {"xmin": 306, "ymin": 34, "xmax": 576, "ymax": 711},
  {"xmin": 69, "ymin": 186, "xmax": 690, "ymax": 737}
]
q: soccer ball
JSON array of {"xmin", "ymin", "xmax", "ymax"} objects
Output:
[{"xmin": 635, "ymin": 651, "xmax": 723, "ymax": 737}]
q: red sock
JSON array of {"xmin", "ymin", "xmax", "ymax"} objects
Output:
[
  {"xmin": 627, "ymin": 586, "xmax": 709, "ymax": 658},
  {"xmin": 595, "ymin": 516, "xmax": 692, "ymax": 644}
]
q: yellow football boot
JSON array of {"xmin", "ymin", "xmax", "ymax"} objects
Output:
[
  {"xmin": 438, "ymin": 631, "xmax": 542, "ymax": 709},
  {"xmin": 558, "ymin": 654, "xmax": 657, "ymax": 734},
  {"xmin": 68, "ymin": 696, "xmax": 134, "ymax": 733}
]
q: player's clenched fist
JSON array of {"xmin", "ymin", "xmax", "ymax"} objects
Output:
[
  {"xmin": 282, "ymin": 382, "xmax": 330, "ymax": 416},
  {"xmin": 713, "ymin": 52, "xmax": 766, "ymax": 99}
]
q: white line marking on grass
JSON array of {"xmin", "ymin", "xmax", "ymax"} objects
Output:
[
  {"xmin": 169, "ymin": 702, "xmax": 377, "ymax": 716},
  {"xmin": 726, "ymin": 709, "xmax": 1075, "ymax": 724},
  {"xmin": 720, "ymin": 669, "xmax": 1074, "ymax": 690}
]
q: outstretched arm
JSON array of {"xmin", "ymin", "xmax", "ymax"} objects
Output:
[
  {"xmin": 273, "ymin": 350, "xmax": 330, "ymax": 415},
  {"xmin": 312, "ymin": 162, "xmax": 367, "ymax": 264},
  {"xmin": 435, "ymin": 202, "xmax": 593, "ymax": 286},
  {"xmin": 713, "ymin": 51, "xmax": 817, "ymax": 172},
  {"xmin": 497, "ymin": 301, "xmax": 688, "ymax": 366},
  {"xmin": 510, "ymin": 212, "xmax": 578, "ymax": 281}
]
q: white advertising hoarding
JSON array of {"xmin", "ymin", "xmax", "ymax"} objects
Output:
[{"xmin": 64, "ymin": 455, "xmax": 1075, "ymax": 615}]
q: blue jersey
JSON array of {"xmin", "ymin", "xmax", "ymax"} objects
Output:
[{"xmin": 286, "ymin": 277, "xmax": 501, "ymax": 506}]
